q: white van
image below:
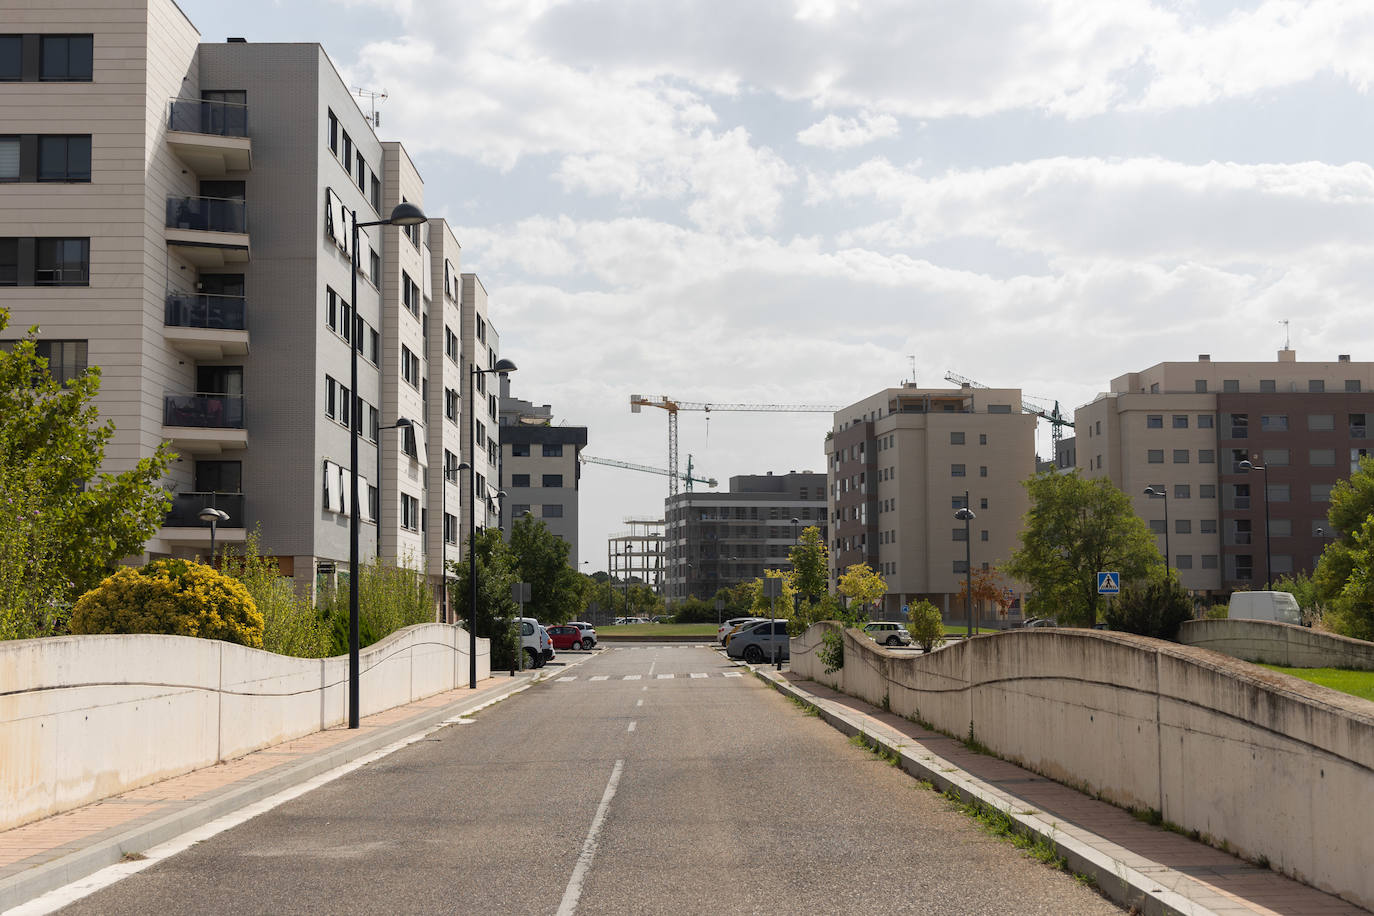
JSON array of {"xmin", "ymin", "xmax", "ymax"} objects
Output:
[
  {"xmin": 518, "ymin": 617, "xmax": 550, "ymax": 668},
  {"xmin": 1227, "ymin": 591, "xmax": 1302, "ymax": 626}
]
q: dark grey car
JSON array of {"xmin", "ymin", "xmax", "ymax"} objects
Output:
[{"xmin": 725, "ymin": 619, "xmax": 790, "ymax": 664}]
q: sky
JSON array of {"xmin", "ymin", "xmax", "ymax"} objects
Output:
[{"xmin": 178, "ymin": 0, "xmax": 1374, "ymax": 571}]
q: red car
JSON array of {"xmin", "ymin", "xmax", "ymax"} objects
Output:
[{"xmin": 546, "ymin": 624, "xmax": 591, "ymax": 650}]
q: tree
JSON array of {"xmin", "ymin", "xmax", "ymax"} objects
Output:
[
  {"xmin": 0, "ymin": 312, "xmax": 173, "ymax": 638},
  {"xmin": 788, "ymin": 525, "xmax": 829, "ymax": 603},
  {"xmin": 1005, "ymin": 471, "xmax": 1160, "ymax": 627},
  {"xmin": 906, "ymin": 599, "xmax": 945, "ymax": 651},
  {"xmin": 1313, "ymin": 456, "xmax": 1374, "ymax": 639},
  {"xmin": 838, "ymin": 562, "xmax": 886, "ymax": 621},
  {"xmin": 450, "ymin": 528, "xmax": 520, "ymax": 667},
  {"xmin": 749, "ymin": 569, "xmax": 796, "ymax": 618},
  {"xmin": 1104, "ymin": 578, "xmax": 1193, "ymax": 640},
  {"xmin": 507, "ymin": 514, "xmax": 583, "ymax": 624},
  {"xmin": 955, "ymin": 566, "xmax": 1011, "ymax": 626}
]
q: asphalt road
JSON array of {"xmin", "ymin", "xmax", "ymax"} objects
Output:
[{"xmin": 58, "ymin": 647, "xmax": 1119, "ymax": 915}]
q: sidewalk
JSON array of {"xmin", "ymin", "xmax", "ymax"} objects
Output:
[
  {"xmin": 755, "ymin": 666, "xmax": 1366, "ymax": 916},
  {"xmin": 0, "ymin": 669, "xmax": 552, "ymax": 913}
]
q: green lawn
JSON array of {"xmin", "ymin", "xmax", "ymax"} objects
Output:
[
  {"xmin": 597, "ymin": 622, "xmax": 719, "ymax": 637},
  {"xmin": 1259, "ymin": 665, "xmax": 1374, "ymax": 702}
]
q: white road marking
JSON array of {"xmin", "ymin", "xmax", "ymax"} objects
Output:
[
  {"xmin": 627, "ymin": 721, "xmax": 637, "ymax": 732},
  {"xmin": 623, "ymin": 674, "xmax": 641, "ymax": 680},
  {"xmin": 657, "ymin": 674, "xmax": 674, "ymax": 679},
  {"xmin": 558, "ymin": 677, "xmax": 577, "ymax": 682},
  {"xmin": 723, "ymin": 672, "xmax": 743, "ymax": 678},
  {"xmin": 590, "ymin": 675, "xmax": 609, "ymax": 681},
  {"xmin": 647, "ymin": 660, "xmax": 656, "ymax": 677},
  {"xmin": 690, "ymin": 673, "xmax": 708, "ymax": 678},
  {"xmin": 556, "ymin": 759, "xmax": 624, "ymax": 916},
  {"xmin": 636, "ymin": 699, "xmax": 643, "ymax": 707}
]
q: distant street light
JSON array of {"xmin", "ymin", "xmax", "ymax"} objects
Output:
[
  {"xmin": 467, "ymin": 357, "xmax": 517, "ymax": 688},
  {"xmin": 1239, "ymin": 459, "xmax": 1271, "ymax": 587},
  {"xmin": 198, "ymin": 506, "xmax": 230, "ymax": 563},
  {"xmin": 954, "ymin": 492, "xmax": 975, "ymax": 640},
  {"xmin": 1144, "ymin": 486, "xmax": 1170, "ymax": 572}
]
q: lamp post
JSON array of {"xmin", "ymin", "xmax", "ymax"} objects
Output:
[
  {"xmin": 954, "ymin": 493, "xmax": 975, "ymax": 640},
  {"xmin": 376, "ymin": 417, "xmax": 413, "ymax": 559},
  {"xmin": 467, "ymin": 357, "xmax": 517, "ymax": 688},
  {"xmin": 198, "ymin": 506, "xmax": 229, "ymax": 564},
  {"xmin": 624, "ymin": 543, "xmax": 635, "ymax": 618},
  {"xmin": 349, "ymin": 201, "xmax": 427, "ymax": 729},
  {"xmin": 1239, "ymin": 459, "xmax": 1271, "ymax": 587},
  {"xmin": 1143, "ymin": 486, "xmax": 1170, "ymax": 572}
]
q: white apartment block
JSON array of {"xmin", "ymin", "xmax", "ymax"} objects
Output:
[
  {"xmin": 827, "ymin": 385, "xmax": 1035, "ymax": 620},
  {"xmin": 0, "ymin": 0, "xmax": 498, "ymax": 601},
  {"xmin": 1077, "ymin": 350, "xmax": 1374, "ymax": 595}
]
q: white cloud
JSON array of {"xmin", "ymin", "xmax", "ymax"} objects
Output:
[{"xmin": 797, "ymin": 111, "xmax": 899, "ymax": 150}]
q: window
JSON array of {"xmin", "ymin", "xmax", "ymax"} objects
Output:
[
  {"xmin": 1232, "ymin": 483, "xmax": 1250, "ymax": 510},
  {"xmin": 444, "ymin": 388, "xmax": 459, "ymax": 421},
  {"xmin": 951, "ymin": 495, "xmax": 968, "ymax": 509},
  {"xmin": 342, "ymin": 131, "xmax": 352, "ymax": 169},
  {"xmin": 1262, "ymin": 448, "xmax": 1289, "ymax": 466},
  {"xmin": 953, "ymin": 560, "xmax": 969, "ymax": 574},
  {"xmin": 1270, "ymin": 519, "xmax": 1292, "ymax": 537},
  {"xmin": 1173, "ymin": 449, "xmax": 1189, "ymax": 464},
  {"xmin": 1309, "ymin": 379, "xmax": 1325, "ymax": 393},
  {"xmin": 1174, "ymin": 484, "xmax": 1190, "ymax": 499},
  {"xmin": 1172, "ymin": 415, "xmax": 1188, "ymax": 429},
  {"xmin": 1267, "ymin": 483, "xmax": 1290, "ymax": 502},
  {"xmin": 1260, "ymin": 415, "xmax": 1288, "ymax": 432},
  {"xmin": 512, "ymin": 474, "xmax": 530, "ymax": 487},
  {"xmin": 542, "ymin": 474, "xmax": 563, "ymax": 488},
  {"xmin": 950, "ymin": 431, "xmax": 965, "ymax": 445},
  {"xmin": 980, "ymin": 498, "xmax": 988, "ymax": 509},
  {"xmin": 1227, "ymin": 412, "xmax": 1248, "ymax": 438},
  {"xmin": 327, "ymin": 109, "xmax": 338, "ymax": 153},
  {"xmin": 987, "ymin": 404, "xmax": 1011, "ymax": 414},
  {"xmin": 1231, "ymin": 448, "xmax": 1248, "ymax": 473},
  {"xmin": 511, "ymin": 442, "xmax": 530, "ymax": 457},
  {"xmin": 370, "ymin": 174, "xmax": 381, "ymax": 212},
  {"xmin": 1350, "ymin": 414, "xmax": 1367, "ymax": 438},
  {"xmin": 1201, "ymin": 519, "xmax": 1217, "ymax": 534},
  {"xmin": 37, "ymin": 135, "xmax": 90, "ymax": 181},
  {"xmin": 542, "ymin": 443, "xmax": 564, "ymax": 457},
  {"xmin": 2, "ymin": 338, "xmax": 90, "ymax": 384},
  {"xmin": 979, "ymin": 433, "xmax": 987, "ymax": 445},
  {"xmin": 400, "ymin": 345, "xmax": 420, "ymax": 388},
  {"xmin": 1198, "ymin": 449, "xmax": 1215, "ymax": 464},
  {"xmin": 1149, "ymin": 519, "xmax": 1166, "ymax": 534},
  {"xmin": 951, "ymin": 464, "xmax": 966, "ymax": 477},
  {"xmin": 0, "ymin": 136, "xmax": 15, "ymax": 181},
  {"xmin": 1311, "ymin": 483, "xmax": 1333, "ymax": 502},
  {"xmin": 1198, "ymin": 414, "xmax": 1214, "ymax": 429},
  {"xmin": 1346, "ymin": 379, "xmax": 1362, "ymax": 393},
  {"xmin": 444, "ymin": 512, "xmax": 458, "ymax": 545},
  {"xmin": 33, "ymin": 238, "xmax": 89, "ymax": 286},
  {"xmin": 1175, "ymin": 519, "xmax": 1191, "ymax": 534},
  {"xmin": 979, "ymin": 466, "xmax": 988, "ymax": 477},
  {"xmin": 1146, "ymin": 415, "xmax": 1163, "ymax": 428},
  {"xmin": 1310, "ymin": 448, "xmax": 1335, "ymax": 466},
  {"xmin": 1232, "ymin": 519, "xmax": 1252, "ymax": 545},
  {"xmin": 400, "ymin": 493, "xmax": 419, "ymax": 531},
  {"xmin": 511, "ymin": 503, "xmax": 530, "ymax": 517},
  {"xmin": 1194, "ymin": 380, "xmax": 1207, "ymax": 393},
  {"xmin": 339, "ymin": 383, "xmax": 351, "ymax": 430},
  {"xmin": 1176, "ymin": 555, "xmax": 1193, "ymax": 569},
  {"xmin": 445, "ymin": 326, "xmax": 459, "ymax": 361},
  {"xmin": 543, "ymin": 504, "xmax": 564, "ymax": 518},
  {"xmin": 1147, "ymin": 449, "xmax": 1164, "ymax": 463},
  {"xmin": 1201, "ymin": 555, "xmax": 1219, "ymax": 569},
  {"xmin": 980, "ymin": 530, "xmax": 989, "ymax": 542},
  {"xmin": 40, "ymin": 35, "xmax": 93, "ymax": 81},
  {"xmin": 1354, "ymin": 447, "xmax": 1373, "ymax": 472},
  {"xmin": 325, "ymin": 375, "xmax": 337, "ymax": 419},
  {"xmin": 1259, "ymin": 379, "xmax": 1276, "ymax": 393},
  {"xmin": 355, "ymin": 153, "xmax": 366, "ymax": 193},
  {"xmin": 1223, "ymin": 379, "xmax": 1239, "ymax": 393},
  {"xmin": 369, "ymin": 248, "xmax": 380, "ymax": 280},
  {"xmin": 402, "ymin": 272, "xmax": 420, "ymax": 316},
  {"xmin": 0, "ymin": 35, "xmax": 19, "ymax": 80},
  {"xmin": 1200, "ymin": 484, "xmax": 1216, "ymax": 499}
]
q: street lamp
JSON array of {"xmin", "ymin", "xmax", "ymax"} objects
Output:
[
  {"xmin": 954, "ymin": 494, "xmax": 975, "ymax": 640},
  {"xmin": 468, "ymin": 357, "xmax": 517, "ymax": 688},
  {"xmin": 1238, "ymin": 459, "xmax": 1271, "ymax": 588},
  {"xmin": 376, "ymin": 417, "xmax": 413, "ymax": 559},
  {"xmin": 349, "ymin": 200, "xmax": 426, "ymax": 729},
  {"xmin": 1143, "ymin": 486, "xmax": 1170, "ymax": 572},
  {"xmin": 198, "ymin": 506, "xmax": 229, "ymax": 564},
  {"xmin": 624, "ymin": 543, "xmax": 635, "ymax": 618}
]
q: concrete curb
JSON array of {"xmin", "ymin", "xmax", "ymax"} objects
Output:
[
  {"xmin": 0, "ymin": 667, "xmax": 558, "ymax": 913},
  {"xmin": 751, "ymin": 666, "xmax": 1213, "ymax": 916}
]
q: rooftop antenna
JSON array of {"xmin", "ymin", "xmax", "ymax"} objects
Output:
[
  {"xmin": 1280, "ymin": 318, "xmax": 1290, "ymax": 350},
  {"xmin": 907, "ymin": 354, "xmax": 917, "ymax": 386},
  {"xmin": 354, "ymin": 87, "xmax": 388, "ymax": 129}
]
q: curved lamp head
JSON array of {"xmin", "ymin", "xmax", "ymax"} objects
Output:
[
  {"xmin": 387, "ymin": 202, "xmax": 427, "ymax": 226},
  {"xmin": 198, "ymin": 507, "xmax": 230, "ymax": 524},
  {"xmin": 954, "ymin": 508, "xmax": 976, "ymax": 521},
  {"xmin": 1238, "ymin": 459, "xmax": 1258, "ymax": 471},
  {"xmin": 791, "ymin": 517, "xmax": 800, "ymax": 524},
  {"xmin": 1144, "ymin": 486, "xmax": 1164, "ymax": 497},
  {"xmin": 493, "ymin": 357, "xmax": 518, "ymax": 375}
]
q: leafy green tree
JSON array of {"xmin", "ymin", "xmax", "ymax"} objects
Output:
[
  {"xmin": 838, "ymin": 562, "xmax": 886, "ymax": 620},
  {"xmin": 1104, "ymin": 578, "xmax": 1194, "ymax": 640},
  {"xmin": 1005, "ymin": 471, "xmax": 1160, "ymax": 627},
  {"xmin": 508, "ymin": 514, "xmax": 582, "ymax": 624},
  {"xmin": 906, "ymin": 599, "xmax": 945, "ymax": 651},
  {"xmin": 1271, "ymin": 571, "xmax": 1321, "ymax": 623},
  {"xmin": 0, "ymin": 312, "xmax": 173, "ymax": 637},
  {"xmin": 788, "ymin": 525, "xmax": 829, "ymax": 603},
  {"xmin": 1313, "ymin": 457, "xmax": 1374, "ymax": 638},
  {"xmin": 749, "ymin": 569, "xmax": 796, "ymax": 618},
  {"xmin": 450, "ymin": 528, "xmax": 520, "ymax": 667}
]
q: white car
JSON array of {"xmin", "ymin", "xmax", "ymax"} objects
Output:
[
  {"xmin": 864, "ymin": 621, "xmax": 913, "ymax": 647},
  {"xmin": 718, "ymin": 617, "xmax": 761, "ymax": 645},
  {"xmin": 568, "ymin": 621, "xmax": 598, "ymax": 647},
  {"xmin": 518, "ymin": 617, "xmax": 551, "ymax": 669}
]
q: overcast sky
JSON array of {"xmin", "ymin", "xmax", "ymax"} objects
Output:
[{"xmin": 179, "ymin": 0, "xmax": 1374, "ymax": 570}]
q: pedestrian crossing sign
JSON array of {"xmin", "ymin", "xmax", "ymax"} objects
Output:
[{"xmin": 1097, "ymin": 572, "xmax": 1120, "ymax": 595}]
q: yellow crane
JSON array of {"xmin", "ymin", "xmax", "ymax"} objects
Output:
[{"xmin": 629, "ymin": 394, "xmax": 841, "ymax": 497}]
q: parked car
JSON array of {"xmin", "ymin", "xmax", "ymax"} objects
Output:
[
  {"xmin": 725, "ymin": 619, "xmax": 790, "ymax": 664},
  {"xmin": 538, "ymin": 626, "xmax": 555, "ymax": 663},
  {"xmin": 723, "ymin": 618, "xmax": 767, "ymax": 647},
  {"xmin": 568, "ymin": 621, "xmax": 598, "ymax": 648},
  {"xmin": 1024, "ymin": 617, "xmax": 1058, "ymax": 628},
  {"xmin": 518, "ymin": 617, "xmax": 549, "ymax": 668},
  {"xmin": 863, "ymin": 621, "xmax": 913, "ymax": 646},
  {"xmin": 718, "ymin": 617, "xmax": 761, "ymax": 645},
  {"xmin": 546, "ymin": 624, "xmax": 592, "ymax": 651}
]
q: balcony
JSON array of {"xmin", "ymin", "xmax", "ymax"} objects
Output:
[
  {"xmin": 158, "ymin": 491, "xmax": 246, "ymax": 547},
  {"xmin": 162, "ymin": 393, "xmax": 247, "ymax": 455},
  {"xmin": 165, "ymin": 197, "xmax": 250, "ymax": 268},
  {"xmin": 165, "ymin": 98, "xmax": 251, "ymax": 176},
  {"xmin": 163, "ymin": 292, "xmax": 248, "ymax": 359}
]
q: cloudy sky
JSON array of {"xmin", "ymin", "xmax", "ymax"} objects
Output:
[{"xmin": 180, "ymin": 0, "xmax": 1374, "ymax": 569}]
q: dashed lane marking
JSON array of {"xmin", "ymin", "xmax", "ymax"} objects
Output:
[
  {"xmin": 590, "ymin": 675, "xmax": 610, "ymax": 681},
  {"xmin": 656, "ymin": 674, "xmax": 674, "ymax": 679}
]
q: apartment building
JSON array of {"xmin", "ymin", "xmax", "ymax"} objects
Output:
[
  {"xmin": 498, "ymin": 379, "xmax": 588, "ymax": 563},
  {"xmin": 458, "ymin": 273, "xmax": 503, "ymax": 540},
  {"xmin": 1077, "ymin": 350, "xmax": 1374, "ymax": 594},
  {"xmin": 0, "ymin": 0, "xmax": 493, "ymax": 600},
  {"xmin": 664, "ymin": 472, "xmax": 827, "ymax": 602},
  {"xmin": 827, "ymin": 385, "xmax": 1035, "ymax": 619}
]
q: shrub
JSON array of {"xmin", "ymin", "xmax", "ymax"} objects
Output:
[
  {"xmin": 220, "ymin": 530, "xmax": 331, "ymax": 658},
  {"xmin": 318, "ymin": 555, "xmax": 435, "ymax": 655},
  {"xmin": 1104, "ymin": 578, "xmax": 1193, "ymax": 640},
  {"xmin": 670, "ymin": 597, "xmax": 718, "ymax": 624},
  {"xmin": 71, "ymin": 558, "xmax": 263, "ymax": 647},
  {"xmin": 906, "ymin": 599, "xmax": 945, "ymax": 651}
]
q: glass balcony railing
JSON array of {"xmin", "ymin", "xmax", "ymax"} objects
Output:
[
  {"xmin": 166, "ymin": 196, "xmax": 247, "ymax": 234},
  {"xmin": 164, "ymin": 292, "xmax": 246, "ymax": 330},
  {"xmin": 167, "ymin": 98, "xmax": 248, "ymax": 138},
  {"xmin": 164, "ymin": 491, "xmax": 245, "ymax": 527},
  {"xmin": 164, "ymin": 393, "xmax": 245, "ymax": 429}
]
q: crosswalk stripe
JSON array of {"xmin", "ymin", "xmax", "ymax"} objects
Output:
[
  {"xmin": 690, "ymin": 673, "xmax": 708, "ymax": 678},
  {"xmin": 557, "ymin": 677, "xmax": 577, "ymax": 682},
  {"xmin": 723, "ymin": 672, "xmax": 743, "ymax": 677},
  {"xmin": 657, "ymin": 674, "xmax": 674, "ymax": 679},
  {"xmin": 623, "ymin": 674, "xmax": 641, "ymax": 680},
  {"xmin": 589, "ymin": 675, "xmax": 610, "ymax": 681}
]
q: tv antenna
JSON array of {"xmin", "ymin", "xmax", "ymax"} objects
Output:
[
  {"xmin": 1280, "ymin": 318, "xmax": 1290, "ymax": 350},
  {"xmin": 354, "ymin": 87, "xmax": 388, "ymax": 129}
]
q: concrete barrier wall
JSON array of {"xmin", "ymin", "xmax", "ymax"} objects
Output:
[
  {"xmin": 0, "ymin": 624, "xmax": 489, "ymax": 832},
  {"xmin": 1178, "ymin": 618, "xmax": 1374, "ymax": 670},
  {"xmin": 791, "ymin": 624, "xmax": 1374, "ymax": 910}
]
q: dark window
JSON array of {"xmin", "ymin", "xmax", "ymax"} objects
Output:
[
  {"xmin": 370, "ymin": 174, "xmax": 381, "ymax": 212},
  {"xmin": 1173, "ymin": 449, "xmax": 1189, "ymax": 464},
  {"xmin": 195, "ymin": 460, "xmax": 242, "ymax": 493},
  {"xmin": 1146, "ymin": 415, "xmax": 1163, "ymax": 428},
  {"xmin": 0, "ymin": 238, "xmax": 16, "ymax": 285},
  {"xmin": 542, "ymin": 443, "xmax": 563, "ymax": 457},
  {"xmin": 327, "ymin": 109, "xmax": 338, "ymax": 153},
  {"xmin": 1198, "ymin": 414, "xmax": 1214, "ymax": 428},
  {"xmin": 1260, "ymin": 415, "xmax": 1288, "ymax": 432},
  {"xmin": 951, "ymin": 464, "xmax": 965, "ymax": 477},
  {"xmin": 1147, "ymin": 449, "xmax": 1164, "ymax": 463},
  {"xmin": 512, "ymin": 474, "xmax": 530, "ymax": 487},
  {"xmin": 1346, "ymin": 379, "xmax": 1361, "ymax": 393},
  {"xmin": 511, "ymin": 443, "xmax": 530, "ymax": 457},
  {"xmin": 1223, "ymin": 379, "xmax": 1239, "ymax": 393},
  {"xmin": 0, "ymin": 338, "xmax": 91, "ymax": 384},
  {"xmin": 542, "ymin": 474, "xmax": 563, "ymax": 488},
  {"xmin": 1172, "ymin": 415, "xmax": 1188, "ymax": 429},
  {"xmin": 40, "ymin": 35, "xmax": 93, "ymax": 81},
  {"xmin": 342, "ymin": 131, "xmax": 352, "ymax": 168},
  {"xmin": 543, "ymin": 504, "xmax": 564, "ymax": 518},
  {"xmin": 1194, "ymin": 379, "xmax": 1207, "ymax": 393},
  {"xmin": 1200, "ymin": 484, "xmax": 1217, "ymax": 499},
  {"xmin": 1309, "ymin": 379, "xmax": 1325, "ymax": 393},
  {"xmin": 1174, "ymin": 484, "xmax": 1190, "ymax": 498},
  {"xmin": 0, "ymin": 36, "xmax": 20, "ymax": 80},
  {"xmin": 950, "ymin": 431, "xmax": 964, "ymax": 445},
  {"xmin": 355, "ymin": 152, "xmax": 365, "ymax": 193},
  {"xmin": 1259, "ymin": 379, "xmax": 1276, "ymax": 393},
  {"xmin": 34, "ymin": 238, "xmax": 89, "ymax": 285}
]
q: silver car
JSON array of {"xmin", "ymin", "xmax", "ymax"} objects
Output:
[
  {"xmin": 864, "ymin": 621, "xmax": 913, "ymax": 646},
  {"xmin": 725, "ymin": 619, "xmax": 790, "ymax": 664}
]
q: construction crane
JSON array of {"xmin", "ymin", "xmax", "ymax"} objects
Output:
[
  {"xmin": 630, "ymin": 394, "xmax": 842, "ymax": 497},
  {"xmin": 580, "ymin": 453, "xmax": 718, "ymax": 491},
  {"xmin": 943, "ymin": 371, "xmax": 1075, "ymax": 459}
]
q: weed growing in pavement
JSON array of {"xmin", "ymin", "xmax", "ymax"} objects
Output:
[
  {"xmin": 849, "ymin": 731, "xmax": 901, "ymax": 766},
  {"xmin": 121, "ymin": 852, "xmax": 147, "ymax": 862},
  {"xmin": 881, "ymin": 692, "xmax": 891, "ymax": 712},
  {"xmin": 786, "ymin": 694, "xmax": 820, "ymax": 717}
]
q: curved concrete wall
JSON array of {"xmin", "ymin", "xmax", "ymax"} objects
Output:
[
  {"xmin": 1179, "ymin": 618, "xmax": 1374, "ymax": 670},
  {"xmin": 0, "ymin": 624, "xmax": 488, "ymax": 832},
  {"xmin": 792, "ymin": 624, "xmax": 1374, "ymax": 910}
]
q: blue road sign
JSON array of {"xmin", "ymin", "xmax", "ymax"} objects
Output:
[{"xmin": 1097, "ymin": 571, "xmax": 1120, "ymax": 595}]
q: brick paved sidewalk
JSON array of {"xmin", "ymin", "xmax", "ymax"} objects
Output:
[
  {"xmin": 762, "ymin": 669, "xmax": 1367, "ymax": 916},
  {"xmin": 0, "ymin": 673, "xmax": 536, "ymax": 912}
]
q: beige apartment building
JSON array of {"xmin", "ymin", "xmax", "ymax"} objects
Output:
[
  {"xmin": 0, "ymin": 0, "xmax": 500, "ymax": 602},
  {"xmin": 827, "ymin": 385, "xmax": 1035, "ymax": 620},
  {"xmin": 1077, "ymin": 349, "xmax": 1374, "ymax": 594},
  {"xmin": 498, "ymin": 379, "xmax": 589, "ymax": 563}
]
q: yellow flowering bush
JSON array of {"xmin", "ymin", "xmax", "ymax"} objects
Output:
[{"xmin": 71, "ymin": 558, "xmax": 263, "ymax": 648}]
